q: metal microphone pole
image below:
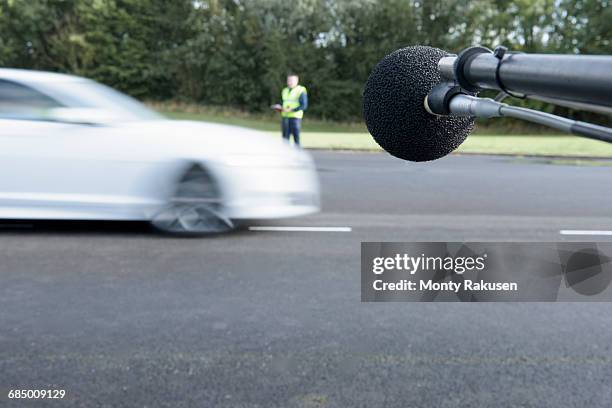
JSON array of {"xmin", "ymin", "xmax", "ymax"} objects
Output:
[{"xmin": 438, "ymin": 46, "xmax": 612, "ymax": 111}]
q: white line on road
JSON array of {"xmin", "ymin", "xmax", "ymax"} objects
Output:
[
  {"xmin": 249, "ymin": 226, "xmax": 352, "ymax": 232},
  {"xmin": 560, "ymin": 230, "xmax": 612, "ymax": 236}
]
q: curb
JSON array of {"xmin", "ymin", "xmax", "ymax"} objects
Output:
[{"xmin": 304, "ymin": 148, "xmax": 612, "ymax": 161}]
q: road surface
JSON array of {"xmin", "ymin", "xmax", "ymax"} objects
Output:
[{"xmin": 1, "ymin": 152, "xmax": 612, "ymax": 407}]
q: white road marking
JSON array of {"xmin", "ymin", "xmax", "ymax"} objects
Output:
[
  {"xmin": 560, "ymin": 230, "xmax": 612, "ymax": 236},
  {"xmin": 249, "ymin": 226, "xmax": 352, "ymax": 232}
]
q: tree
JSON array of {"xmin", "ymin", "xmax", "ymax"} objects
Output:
[{"xmin": 0, "ymin": 0, "xmax": 609, "ymax": 123}]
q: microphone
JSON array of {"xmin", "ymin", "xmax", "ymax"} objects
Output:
[
  {"xmin": 363, "ymin": 46, "xmax": 475, "ymax": 162},
  {"xmin": 364, "ymin": 45, "xmax": 612, "ymax": 162}
]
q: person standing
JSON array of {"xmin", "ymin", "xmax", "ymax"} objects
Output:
[{"xmin": 279, "ymin": 74, "xmax": 308, "ymax": 146}]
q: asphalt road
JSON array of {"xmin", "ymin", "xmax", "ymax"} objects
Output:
[{"xmin": 2, "ymin": 152, "xmax": 612, "ymax": 407}]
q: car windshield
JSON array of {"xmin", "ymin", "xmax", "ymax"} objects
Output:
[{"xmin": 35, "ymin": 79, "xmax": 162, "ymax": 121}]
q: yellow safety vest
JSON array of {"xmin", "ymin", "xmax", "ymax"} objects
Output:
[{"xmin": 281, "ymin": 85, "xmax": 306, "ymax": 119}]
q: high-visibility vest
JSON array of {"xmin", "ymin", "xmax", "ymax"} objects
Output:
[{"xmin": 281, "ymin": 85, "xmax": 306, "ymax": 119}]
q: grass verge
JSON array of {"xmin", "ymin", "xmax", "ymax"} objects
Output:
[{"xmin": 263, "ymin": 132, "xmax": 612, "ymax": 158}]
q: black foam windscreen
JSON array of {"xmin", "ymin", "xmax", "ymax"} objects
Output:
[{"xmin": 363, "ymin": 46, "xmax": 474, "ymax": 162}]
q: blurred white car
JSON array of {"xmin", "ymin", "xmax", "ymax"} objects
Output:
[{"xmin": 0, "ymin": 69, "xmax": 320, "ymax": 234}]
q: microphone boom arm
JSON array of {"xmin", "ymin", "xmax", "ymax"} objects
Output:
[
  {"xmin": 438, "ymin": 49, "xmax": 612, "ymax": 109},
  {"xmin": 446, "ymin": 94, "xmax": 612, "ymax": 143}
]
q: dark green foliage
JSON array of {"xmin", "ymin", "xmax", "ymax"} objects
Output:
[{"xmin": 0, "ymin": 0, "xmax": 610, "ymax": 122}]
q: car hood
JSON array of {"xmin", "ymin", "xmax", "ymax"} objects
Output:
[{"xmin": 120, "ymin": 120, "xmax": 293, "ymax": 157}]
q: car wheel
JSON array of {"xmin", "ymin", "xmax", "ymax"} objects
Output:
[{"xmin": 151, "ymin": 164, "xmax": 234, "ymax": 236}]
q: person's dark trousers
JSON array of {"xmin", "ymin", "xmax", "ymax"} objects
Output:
[{"xmin": 281, "ymin": 118, "xmax": 301, "ymax": 146}]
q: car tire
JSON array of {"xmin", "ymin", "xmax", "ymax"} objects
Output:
[{"xmin": 151, "ymin": 164, "xmax": 234, "ymax": 236}]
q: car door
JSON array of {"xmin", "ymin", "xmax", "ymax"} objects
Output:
[
  {"xmin": 0, "ymin": 79, "xmax": 82, "ymax": 218},
  {"xmin": 0, "ymin": 78, "xmax": 155, "ymax": 220},
  {"xmin": 0, "ymin": 76, "xmax": 177, "ymax": 221}
]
